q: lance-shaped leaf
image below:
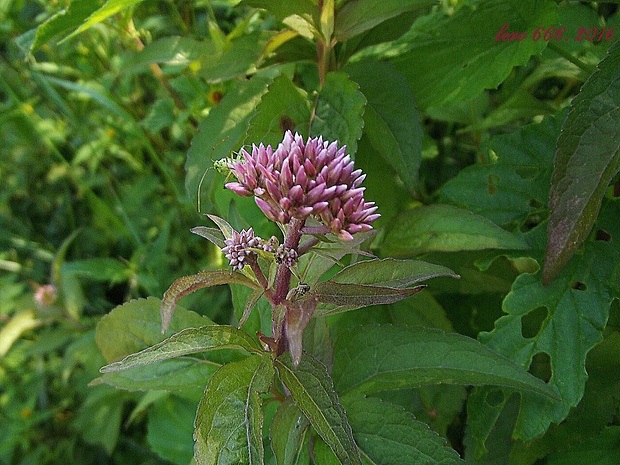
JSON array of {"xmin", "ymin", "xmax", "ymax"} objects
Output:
[
  {"xmin": 270, "ymin": 399, "xmax": 310, "ymax": 465},
  {"xmin": 161, "ymin": 270, "xmax": 260, "ymax": 332},
  {"xmin": 191, "ymin": 226, "xmax": 226, "ymax": 249},
  {"xmin": 332, "ymin": 324, "xmax": 558, "ymax": 400},
  {"xmin": 314, "ymin": 282, "xmax": 426, "ymax": 312},
  {"xmin": 194, "ymin": 355, "xmax": 274, "ymax": 465},
  {"xmin": 313, "ymin": 258, "xmax": 457, "ymax": 315},
  {"xmin": 206, "ymin": 214, "xmax": 235, "ymax": 239},
  {"xmin": 342, "ymin": 395, "xmax": 465, "ymax": 465},
  {"xmin": 275, "ymin": 353, "xmax": 361, "ymax": 465},
  {"xmin": 543, "ymin": 40, "xmax": 620, "ymax": 284},
  {"xmin": 100, "ymin": 325, "xmax": 262, "ymax": 373}
]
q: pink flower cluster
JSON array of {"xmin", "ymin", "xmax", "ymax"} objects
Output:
[
  {"xmin": 221, "ymin": 228, "xmax": 261, "ymax": 270},
  {"xmin": 225, "ymin": 131, "xmax": 379, "ymax": 240}
]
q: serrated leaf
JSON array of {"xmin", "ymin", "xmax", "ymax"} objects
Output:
[
  {"xmin": 440, "ymin": 111, "xmax": 564, "ymax": 226},
  {"xmin": 275, "ymin": 353, "xmax": 361, "ymax": 465},
  {"xmin": 543, "ymin": 40, "xmax": 620, "ymax": 283},
  {"xmin": 384, "ymin": 0, "xmax": 557, "ymax": 110},
  {"xmin": 332, "ymin": 324, "xmax": 558, "ymax": 399},
  {"xmin": 346, "ymin": 61, "xmax": 422, "ymax": 193},
  {"xmin": 270, "ymin": 399, "xmax": 310, "ymax": 465},
  {"xmin": 194, "ymin": 355, "xmax": 274, "ymax": 465},
  {"xmin": 472, "ymin": 237, "xmax": 620, "ymax": 442},
  {"xmin": 100, "ymin": 325, "xmax": 262, "ymax": 373},
  {"xmin": 309, "ymin": 72, "xmax": 366, "ymax": 155},
  {"xmin": 246, "ymin": 74, "xmax": 312, "ymax": 147},
  {"xmin": 31, "ymin": 0, "xmax": 101, "ymax": 51},
  {"xmin": 334, "ymin": 0, "xmax": 431, "ymax": 41},
  {"xmin": 186, "ymin": 76, "xmax": 270, "ymax": 212},
  {"xmin": 95, "ymin": 297, "xmax": 213, "ymax": 363},
  {"xmin": 342, "ymin": 395, "xmax": 464, "ymax": 465},
  {"xmin": 161, "ymin": 270, "xmax": 260, "ymax": 332},
  {"xmin": 64, "ymin": 0, "xmax": 148, "ymax": 41},
  {"xmin": 382, "ymin": 204, "xmax": 530, "ymax": 256}
]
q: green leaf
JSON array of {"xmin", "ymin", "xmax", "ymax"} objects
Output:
[
  {"xmin": 161, "ymin": 270, "xmax": 260, "ymax": 332},
  {"xmin": 543, "ymin": 40, "xmax": 620, "ymax": 283},
  {"xmin": 382, "ymin": 204, "xmax": 530, "ymax": 256},
  {"xmin": 384, "ymin": 0, "xmax": 558, "ymax": 110},
  {"xmin": 185, "ymin": 75, "xmax": 270, "ymax": 212},
  {"xmin": 334, "ymin": 0, "xmax": 432, "ymax": 41},
  {"xmin": 324, "ymin": 257, "xmax": 458, "ymax": 288},
  {"xmin": 309, "ymin": 72, "xmax": 366, "ymax": 155},
  {"xmin": 313, "ymin": 281, "xmax": 426, "ymax": 312},
  {"xmin": 275, "ymin": 353, "xmax": 361, "ymax": 465},
  {"xmin": 242, "ymin": 0, "xmax": 318, "ymax": 25},
  {"xmin": 440, "ymin": 111, "xmax": 564, "ymax": 226},
  {"xmin": 100, "ymin": 325, "xmax": 262, "ymax": 373},
  {"xmin": 95, "ymin": 297, "xmax": 213, "ymax": 363},
  {"xmin": 332, "ymin": 324, "xmax": 558, "ymax": 399},
  {"xmin": 191, "ymin": 226, "xmax": 226, "ymax": 249},
  {"xmin": 61, "ymin": 257, "xmax": 129, "ymax": 283},
  {"xmin": 246, "ymin": 74, "xmax": 312, "ymax": 148},
  {"xmin": 472, "ymin": 237, "xmax": 620, "ymax": 441},
  {"xmin": 96, "ymin": 359, "xmax": 218, "ymax": 392},
  {"xmin": 196, "ymin": 31, "xmax": 272, "ymax": 83},
  {"xmin": 270, "ymin": 399, "xmax": 310, "ymax": 465},
  {"xmin": 194, "ymin": 355, "xmax": 274, "ymax": 465},
  {"xmin": 64, "ymin": 0, "xmax": 148, "ymax": 41},
  {"xmin": 31, "ymin": 0, "xmax": 101, "ymax": 51},
  {"xmin": 147, "ymin": 395, "xmax": 196, "ymax": 465},
  {"xmin": 342, "ymin": 395, "xmax": 464, "ymax": 465},
  {"xmin": 546, "ymin": 427, "xmax": 620, "ymax": 465},
  {"xmin": 127, "ymin": 36, "xmax": 205, "ymax": 70},
  {"xmin": 346, "ymin": 61, "xmax": 422, "ymax": 193}
]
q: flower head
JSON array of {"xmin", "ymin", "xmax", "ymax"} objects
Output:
[
  {"xmin": 225, "ymin": 131, "xmax": 379, "ymax": 239},
  {"xmin": 221, "ymin": 228, "xmax": 261, "ymax": 270}
]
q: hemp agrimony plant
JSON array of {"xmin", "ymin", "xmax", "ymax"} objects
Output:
[{"xmin": 96, "ymin": 131, "xmax": 557, "ymax": 465}]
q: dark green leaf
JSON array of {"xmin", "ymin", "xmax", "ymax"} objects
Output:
[
  {"xmin": 270, "ymin": 399, "xmax": 310, "ymax": 465},
  {"xmin": 334, "ymin": 0, "xmax": 432, "ymax": 41},
  {"xmin": 100, "ymin": 325, "xmax": 262, "ymax": 373},
  {"xmin": 546, "ymin": 427, "xmax": 620, "ymax": 465},
  {"xmin": 61, "ymin": 257, "xmax": 129, "ymax": 283},
  {"xmin": 194, "ymin": 355, "xmax": 274, "ymax": 465},
  {"xmin": 246, "ymin": 74, "xmax": 312, "ymax": 147},
  {"xmin": 543, "ymin": 40, "xmax": 620, "ymax": 283},
  {"xmin": 310, "ymin": 72, "xmax": 366, "ymax": 155},
  {"xmin": 472, "ymin": 237, "xmax": 620, "ymax": 441},
  {"xmin": 275, "ymin": 353, "xmax": 361, "ymax": 465},
  {"xmin": 346, "ymin": 61, "xmax": 422, "ymax": 193},
  {"xmin": 128, "ymin": 36, "xmax": 205, "ymax": 70},
  {"xmin": 332, "ymin": 324, "xmax": 558, "ymax": 399},
  {"xmin": 382, "ymin": 205, "xmax": 530, "ymax": 256},
  {"xmin": 95, "ymin": 297, "xmax": 213, "ymax": 364},
  {"xmin": 385, "ymin": 0, "xmax": 557, "ymax": 109},
  {"xmin": 161, "ymin": 270, "xmax": 260, "ymax": 332},
  {"xmin": 342, "ymin": 395, "xmax": 464, "ymax": 465},
  {"xmin": 440, "ymin": 111, "xmax": 563, "ymax": 226}
]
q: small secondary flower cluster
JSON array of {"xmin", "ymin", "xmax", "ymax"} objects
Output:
[{"xmin": 225, "ymin": 131, "xmax": 379, "ymax": 240}]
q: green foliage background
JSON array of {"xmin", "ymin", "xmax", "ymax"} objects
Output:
[{"xmin": 1, "ymin": 0, "xmax": 619, "ymax": 464}]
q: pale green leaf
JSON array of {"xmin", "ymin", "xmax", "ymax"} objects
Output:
[
  {"xmin": 64, "ymin": 0, "xmax": 148, "ymax": 41},
  {"xmin": 270, "ymin": 399, "xmax": 310, "ymax": 465},
  {"xmin": 100, "ymin": 325, "xmax": 262, "ymax": 373}
]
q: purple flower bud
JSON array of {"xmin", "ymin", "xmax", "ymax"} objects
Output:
[
  {"xmin": 221, "ymin": 228, "xmax": 262, "ymax": 270},
  {"xmin": 226, "ymin": 131, "xmax": 379, "ymax": 238}
]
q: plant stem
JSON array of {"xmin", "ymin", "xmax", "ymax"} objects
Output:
[
  {"xmin": 272, "ymin": 218, "xmax": 305, "ymax": 306},
  {"xmin": 547, "ymin": 42, "xmax": 597, "ymax": 75}
]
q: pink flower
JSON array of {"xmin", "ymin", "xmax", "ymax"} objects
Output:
[
  {"xmin": 225, "ymin": 131, "xmax": 379, "ymax": 239},
  {"xmin": 221, "ymin": 228, "xmax": 261, "ymax": 270}
]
